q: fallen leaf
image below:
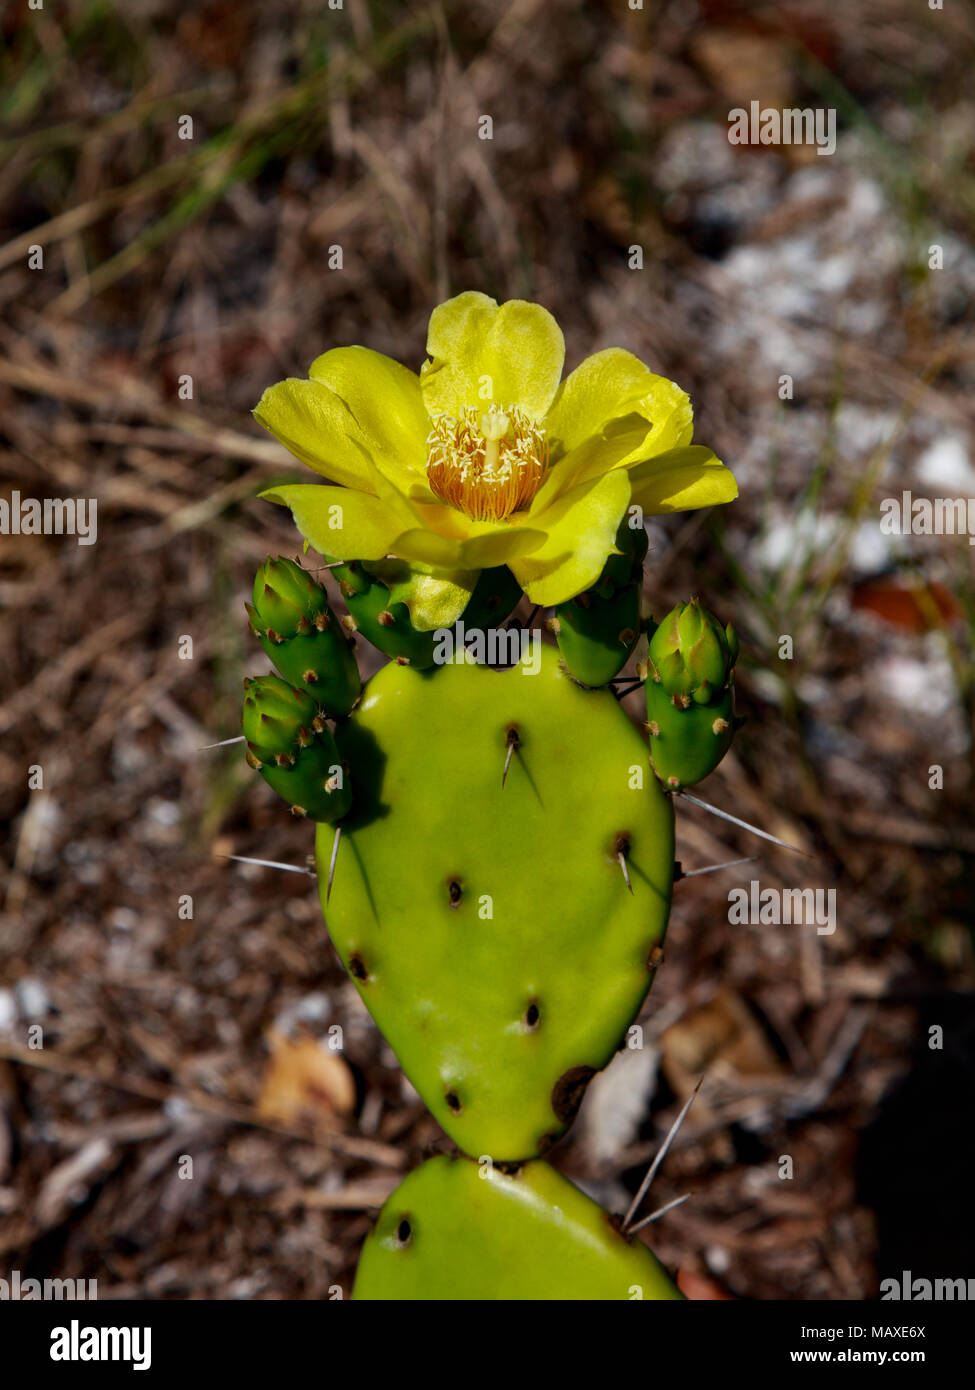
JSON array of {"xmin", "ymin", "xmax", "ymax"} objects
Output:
[
  {"xmin": 678, "ymin": 1267, "xmax": 735, "ymax": 1300},
  {"xmin": 257, "ymin": 1028, "xmax": 356, "ymax": 1132}
]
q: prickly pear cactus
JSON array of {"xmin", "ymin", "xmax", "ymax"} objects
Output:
[
  {"xmin": 318, "ymin": 645, "xmax": 674, "ymax": 1160},
  {"xmin": 240, "ymin": 290, "xmax": 744, "ymax": 1298},
  {"xmin": 354, "ymin": 1155, "xmax": 683, "ymax": 1301},
  {"xmin": 645, "ymin": 598, "xmax": 738, "ymax": 789}
]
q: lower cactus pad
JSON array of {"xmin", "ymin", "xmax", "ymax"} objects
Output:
[{"xmin": 353, "ymin": 1155, "xmax": 683, "ymax": 1300}]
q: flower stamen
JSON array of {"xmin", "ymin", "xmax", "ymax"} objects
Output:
[{"xmin": 426, "ymin": 404, "xmax": 548, "ymax": 522}]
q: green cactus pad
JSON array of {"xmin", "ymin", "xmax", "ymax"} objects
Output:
[
  {"xmin": 554, "ymin": 583, "xmax": 641, "ymax": 687},
  {"xmin": 331, "ymin": 560, "xmax": 437, "ymax": 669},
  {"xmin": 353, "ymin": 1155, "xmax": 683, "ymax": 1301},
  {"xmin": 317, "ymin": 644, "xmax": 674, "ymax": 1160}
]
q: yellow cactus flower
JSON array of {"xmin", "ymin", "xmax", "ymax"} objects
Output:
[{"xmin": 255, "ymin": 291, "xmax": 737, "ymax": 629}]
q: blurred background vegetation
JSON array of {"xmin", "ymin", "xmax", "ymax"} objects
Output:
[{"xmin": 0, "ymin": 0, "xmax": 973, "ymax": 1299}]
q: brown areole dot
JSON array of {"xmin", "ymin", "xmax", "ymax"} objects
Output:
[{"xmin": 551, "ymin": 1064, "xmax": 596, "ymax": 1124}]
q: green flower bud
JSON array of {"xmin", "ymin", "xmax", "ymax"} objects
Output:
[
  {"xmin": 249, "ymin": 556, "xmax": 321, "ymax": 642},
  {"xmin": 645, "ymin": 599, "xmax": 738, "ymax": 788},
  {"xmin": 647, "ymin": 599, "xmax": 734, "ymax": 699},
  {"xmin": 248, "ymin": 557, "xmax": 361, "ymax": 716},
  {"xmin": 242, "ymin": 675, "xmax": 351, "ymax": 822}
]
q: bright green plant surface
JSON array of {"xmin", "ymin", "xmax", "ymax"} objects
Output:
[
  {"xmin": 241, "ymin": 674, "xmax": 350, "ymax": 822},
  {"xmin": 646, "ymin": 598, "xmax": 738, "ymax": 789},
  {"xmin": 247, "ymin": 556, "xmax": 361, "ymax": 714},
  {"xmin": 554, "ymin": 518, "xmax": 648, "ymax": 686},
  {"xmin": 316, "ymin": 644, "xmax": 674, "ymax": 1161},
  {"xmin": 354, "ymin": 1154, "xmax": 684, "ymax": 1301}
]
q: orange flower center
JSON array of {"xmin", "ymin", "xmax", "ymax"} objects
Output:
[{"xmin": 425, "ymin": 404, "xmax": 549, "ymax": 522}]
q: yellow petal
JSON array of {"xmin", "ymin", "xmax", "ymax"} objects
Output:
[
  {"xmin": 628, "ymin": 447, "xmax": 738, "ymax": 515},
  {"xmin": 254, "ymin": 379, "xmax": 384, "ymax": 494},
  {"xmin": 421, "ymin": 291, "xmax": 565, "ymax": 420},
  {"xmin": 364, "ymin": 560, "xmax": 477, "ymax": 631},
  {"xmin": 544, "ymin": 347, "xmax": 694, "ymax": 474},
  {"xmin": 261, "ymin": 483, "xmax": 409, "ymax": 560},
  {"xmin": 391, "ymin": 523, "xmax": 547, "ymax": 570},
  {"xmin": 529, "ymin": 415, "xmax": 650, "ymax": 515},
  {"xmin": 510, "ymin": 469, "xmax": 631, "ymax": 607},
  {"xmin": 307, "ymin": 346, "xmax": 429, "ymax": 491}
]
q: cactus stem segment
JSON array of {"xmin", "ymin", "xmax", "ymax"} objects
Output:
[
  {"xmin": 326, "ymin": 823, "xmax": 342, "ymax": 903},
  {"xmin": 622, "ymin": 1074, "xmax": 704, "ymax": 1233},
  {"xmin": 674, "ymin": 790, "xmax": 812, "ymax": 857}
]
